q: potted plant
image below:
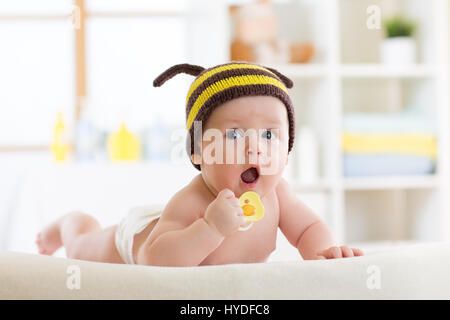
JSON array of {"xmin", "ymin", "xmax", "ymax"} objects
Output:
[{"xmin": 380, "ymin": 15, "xmax": 417, "ymax": 65}]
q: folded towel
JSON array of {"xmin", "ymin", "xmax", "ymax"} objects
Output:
[
  {"xmin": 342, "ymin": 133, "xmax": 437, "ymax": 158},
  {"xmin": 342, "ymin": 111, "xmax": 436, "ymax": 135},
  {"xmin": 343, "ymin": 153, "xmax": 435, "ymax": 177}
]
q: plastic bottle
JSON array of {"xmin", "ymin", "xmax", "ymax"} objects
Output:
[
  {"xmin": 51, "ymin": 112, "xmax": 70, "ymax": 162},
  {"xmin": 146, "ymin": 116, "xmax": 170, "ymax": 162},
  {"xmin": 107, "ymin": 122, "xmax": 141, "ymax": 161},
  {"xmin": 75, "ymin": 107, "xmax": 96, "ymax": 162}
]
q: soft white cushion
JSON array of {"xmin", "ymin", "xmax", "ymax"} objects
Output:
[{"xmin": 1, "ymin": 242, "xmax": 449, "ymax": 299}]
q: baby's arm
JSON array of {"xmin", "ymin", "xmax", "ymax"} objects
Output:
[
  {"xmin": 138, "ymin": 216, "xmax": 224, "ymax": 266},
  {"xmin": 276, "ymin": 178, "xmax": 363, "ymax": 260},
  {"xmin": 137, "ymin": 189, "xmax": 244, "ymax": 266}
]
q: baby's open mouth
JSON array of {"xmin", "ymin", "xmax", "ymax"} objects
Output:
[{"xmin": 240, "ymin": 167, "xmax": 259, "ymax": 184}]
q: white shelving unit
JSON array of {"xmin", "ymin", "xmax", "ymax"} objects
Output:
[{"xmin": 219, "ymin": 0, "xmax": 450, "ymax": 248}]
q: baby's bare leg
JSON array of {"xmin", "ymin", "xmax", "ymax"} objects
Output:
[{"xmin": 36, "ymin": 212, "xmax": 124, "ymax": 264}]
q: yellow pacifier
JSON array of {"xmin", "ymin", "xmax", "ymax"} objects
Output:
[{"xmin": 238, "ymin": 191, "xmax": 265, "ymax": 231}]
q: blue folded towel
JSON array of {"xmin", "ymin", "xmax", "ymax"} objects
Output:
[{"xmin": 343, "ymin": 153, "xmax": 435, "ymax": 177}]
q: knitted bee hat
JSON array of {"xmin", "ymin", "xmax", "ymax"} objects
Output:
[{"xmin": 153, "ymin": 61, "xmax": 295, "ymax": 170}]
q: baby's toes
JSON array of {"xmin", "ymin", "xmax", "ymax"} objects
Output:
[
  {"xmin": 340, "ymin": 246, "xmax": 354, "ymax": 258},
  {"xmin": 329, "ymin": 246, "xmax": 343, "ymax": 259}
]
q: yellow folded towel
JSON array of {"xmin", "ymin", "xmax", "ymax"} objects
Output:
[{"xmin": 342, "ymin": 133, "xmax": 437, "ymax": 158}]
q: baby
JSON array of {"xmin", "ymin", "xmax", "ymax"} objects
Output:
[{"xmin": 36, "ymin": 62, "xmax": 363, "ymax": 266}]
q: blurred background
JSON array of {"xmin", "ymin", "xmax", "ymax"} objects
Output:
[{"xmin": 0, "ymin": 0, "xmax": 449, "ymax": 260}]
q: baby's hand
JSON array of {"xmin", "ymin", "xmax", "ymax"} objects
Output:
[
  {"xmin": 204, "ymin": 189, "xmax": 246, "ymax": 237},
  {"xmin": 316, "ymin": 246, "xmax": 364, "ymax": 259}
]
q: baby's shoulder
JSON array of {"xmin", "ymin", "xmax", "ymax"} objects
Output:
[
  {"xmin": 274, "ymin": 177, "xmax": 296, "ymax": 203},
  {"xmin": 161, "ymin": 176, "xmax": 209, "ymax": 223}
]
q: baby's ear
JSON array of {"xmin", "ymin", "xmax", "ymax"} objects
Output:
[{"xmin": 191, "ymin": 153, "xmax": 202, "ymax": 165}]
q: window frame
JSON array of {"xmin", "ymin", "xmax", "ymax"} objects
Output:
[{"xmin": 0, "ymin": 0, "xmax": 188, "ymax": 153}]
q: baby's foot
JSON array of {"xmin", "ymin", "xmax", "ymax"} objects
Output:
[{"xmin": 36, "ymin": 220, "xmax": 62, "ymax": 255}]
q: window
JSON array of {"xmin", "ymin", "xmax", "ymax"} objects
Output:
[
  {"xmin": 0, "ymin": 1, "xmax": 74, "ymax": 146},
  {"xmin": 86, "ymin": 17, "xmax": 189, "ymax": 131},
  {"xmin": 0, "ymin": 0, "xmax": 192, "ymax": 150}
]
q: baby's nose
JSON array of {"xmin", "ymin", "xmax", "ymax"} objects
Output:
[
  {"xmin": 247, "ymin": 148, "xmax": 262, "ymax": 156},
  {"xmin": 246, "ymin": 135, "xmax": 263, "ymax": 157}
]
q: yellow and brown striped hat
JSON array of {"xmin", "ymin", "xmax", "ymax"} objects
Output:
[{"xmin": 153, "ymin": 61, "xmax": 295, "ymax": 170}]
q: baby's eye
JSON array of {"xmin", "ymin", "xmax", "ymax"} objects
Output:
[
  {"xmin": 261, "ymin": 129, "xmax": 276, "ymax": 140},
  {"xmin": 226, "ymin": 128, "xmax": 244, "ymax": 140}
]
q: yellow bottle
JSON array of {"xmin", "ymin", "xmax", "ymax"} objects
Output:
[
  {"xmin": 51, "ymin": 112, "xmax": 70, "ymax": 162},
  {"xmin": 107, "ymin": 122, "xmax": 141, "ymax": 161}
]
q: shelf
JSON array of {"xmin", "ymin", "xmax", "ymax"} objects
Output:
[
  {"xmin": 224, "ymin": 0, "xmax": 450, "ymax": 244},
  {"xmin": 288, "ymin": 179, "xmax": 332, "ymax": 193},
  {"xmin": 340, "ymin": 64, "xmax": 436, "ymax": 78},
  {"xmin": 343, "ymin": 175, "xmax": 438, "ymax": 190},
  {"xmin": 266, "ymin": 64, "xmax": 436, "ymax": 79}
]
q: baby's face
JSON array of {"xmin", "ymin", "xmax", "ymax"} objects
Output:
[{"xmin": 194, "ymin": 95, "xmax": 290, "ymax": 198}]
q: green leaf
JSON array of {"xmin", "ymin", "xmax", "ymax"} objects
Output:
[{"xmin": 384, "ymin": 15, "xmax": 416, "ymax": 38}]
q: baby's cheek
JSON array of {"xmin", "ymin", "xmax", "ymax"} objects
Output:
[
  {"xmin": 218, "ymin": 164, "xmax": 241, "ymax": 184},
  {"xmin": 260, "ymin": 144, "xmax": 286, "ymax": 176}
]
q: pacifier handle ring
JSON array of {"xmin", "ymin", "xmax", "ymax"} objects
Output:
[{"xmin": 238, "ymin": 222, "xmax": 254, "ymax": 232}]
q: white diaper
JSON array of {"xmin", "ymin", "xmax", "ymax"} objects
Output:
[{"xmin": 115, "ymin": 204, "xmax": 164, "ymax": 264}]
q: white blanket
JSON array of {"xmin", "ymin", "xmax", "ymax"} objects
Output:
[{"xmin": 1, "ymin": 242, "xmax": 449, "ymax": 299}]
